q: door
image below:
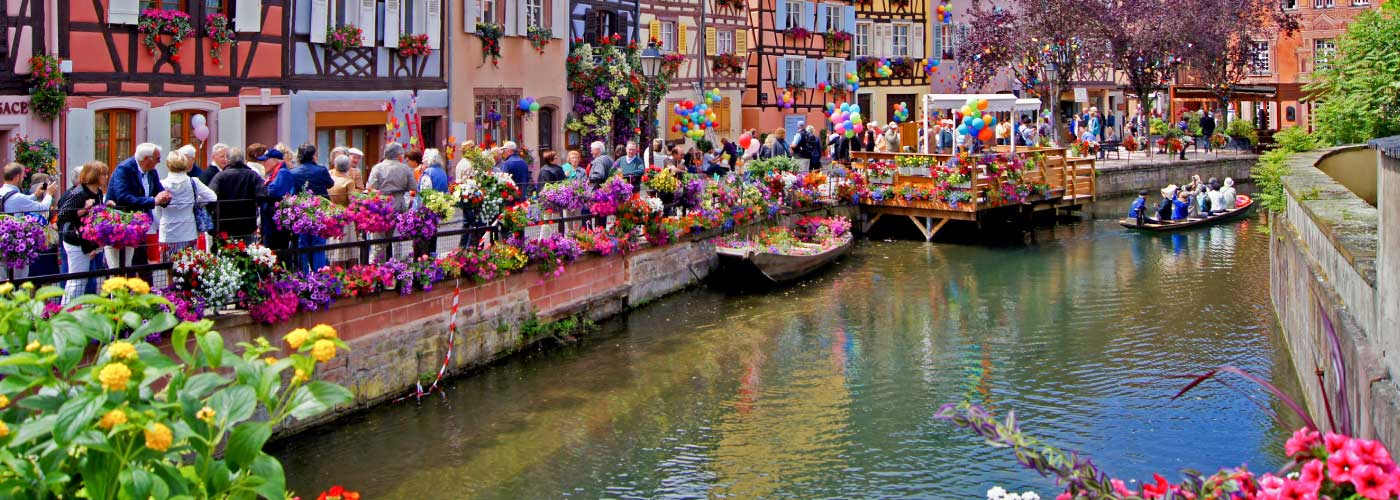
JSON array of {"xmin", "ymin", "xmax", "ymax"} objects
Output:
[{"xmin": 537, "ymin": 106, "xmax": 555, "ymax": 152}]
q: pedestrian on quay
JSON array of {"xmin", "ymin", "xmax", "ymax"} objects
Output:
[
  {"xmin": 496, "ymin": 142, "xmax": 532, "ymax": 194},
  {"xmin": 644, "ymin": 138, "xmax": 667, "ymax": 169},
  {"xmin": 617, "ymin": 141, "xmax": 645, "ymax": 188},
  {"xmin": 201, "ymin": 143, "xmax": 229, "ymax": 185},
  {"xmin": 562, "ymin": 149, "xmax": 583, "ymax": 180},
  {"xmin": 246, "ymin": 143, "xmax": 269, "ymax": 180},
  {"xmin": 105, "ymin": 143, "xmax": 170, "ymax": 274},
  {"xmin": 208, "ymin": 147, "xmax": 266, "ymax": 242},
  {"xmin": 285, "ymin": 144, "xmax": 333, "ymax": 271},
  {"xmin": 538, "ymin": 151, "xmax": 566, "ymax": 184},
  {"xmin": 366, "ymin": 142, "xmax": 415, "ymax": 262},
  {"xmin": 454, "ymin": 140, "xmax": 479, "ymax": 183},
  {"xmin": 772, "ymin": 128, "xmax": 791, "ymax": 158},
  {"xmin": 418, "ymin": 149, "xmax": 450, "ymax": 193},
  {"xmin": 587, "ymin": 141, "xmax": 615, "ymax": 187},
  {"xmin": 155, "ymin": 151, "xmax": 217, "ymax": 261},
  {"xmin": 55, "ymin": 161, "xmax": 109, "ymax": 302}
]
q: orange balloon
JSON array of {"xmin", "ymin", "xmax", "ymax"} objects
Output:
[
  {"xmin": 977, "ymin": 99, "xmax": 989, "ymax": 111},
  {"xmin": 978, "ymin": 127, "xmax": 995, "ymax": 142}
]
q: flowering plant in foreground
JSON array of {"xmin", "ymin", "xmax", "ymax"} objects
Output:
[
  {"xmin": 936, "ymin": 401, "xmax": 1400, "ymax": 500},
  {"xmin": 276, "ymin": 192, "xmax": 347, "ymax": 239},
  {"xmin": 0, "ymin": 214, "xmax": 49, "ymax": 269},
  {"xmin": 539, "ymin": 178, "xmax": 590, "ymax": 213},
  {"xmin": 517, "ymin": 233, "xmax": 583, "ymax": 277},
  {"xmin": 418, "ymin": 188, "xmax": 456, "ymax": 220},
  {"xmin": 80, "ymin": 206, "xmax": 152, "ymax": 248},
  {"xmin": 0, "ymin": 279, "xmax": 351, "ymax": 497},
  {"xmin": 395, "ymin": 206, "xmax": 440, "ymax": 242},
  {"xmin": 345, "ymin": 192, "xmax": 397, "ymax": 233}
]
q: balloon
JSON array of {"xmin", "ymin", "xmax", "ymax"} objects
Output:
[
  {"xmin": 739, "ymin": 134, "xmax": 753, "ymax": 149},
  {"xmin": 841, "ymin": 103, "xmax": 851, "ymax": 112},
  {"xmin": 530, "ymin": 102, "xmax": 541, "ymax": 112},
  {"xmin": 194, "ymin": 124, "xmax": 210, "ymax": 141},
  {"xmin": 979, "ymin": 127, "xmax": 995, "ymax": 142},
  {"xmin": 845, "ymin": 130, "xmax": 855, "ymax": 138},
  {"xmin": 971, "ymin": 109, "xmax": 982, "ymax": 119},
  {"xmin": 854, "ymin": 123, "xmax": 864, "ymax": 133},
  {"xmin": 191, "ymin": 114, "xmax": 206, "ymax": 128},
  {"xmin": 962, "ymin": 116, "xmax": 974, "ymax": 127},
  {"xmin": 972, "ymin": 118, "xmax": 985, "ymax": 130},
  {"xmin": 852, "ymin": 104, "xmax": 861, "ymax": 114},
  {"xmin": 957, "ymin": 125, "xmax": 970, "ymax": 136},
  {"xmin": 986, "ymin": 116, "xmax": 996, "ymax": 127},
  {"xmin": 978, "ymin": 99, "xmax": 989, "ymax": 111}
]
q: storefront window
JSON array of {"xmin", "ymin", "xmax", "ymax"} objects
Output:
[{"xmin": 96, "ymin": 109, "xmax": 136, "ymax": 168}]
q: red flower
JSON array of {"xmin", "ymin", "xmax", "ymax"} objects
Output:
[
  {"xmin": 1325, "ymin": 432, "xmax": 1350, "ymax": 455},
  {"xmin": 1350, "ymin": 463, "xmax": 1396, "ymax": 500},
  {"xmin": 1286, "ymin": 428, "xmax": 1321, "ymax": 458},
  {"xmin": 1328, "ymin": 448, "xmax": 1363, "ymax": 484}
]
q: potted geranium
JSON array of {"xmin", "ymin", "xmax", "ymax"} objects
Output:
[
  {"xmin": 325, "ymin": 24, "xmax": 363, "ymax": 53},
  {"xmin": 396, "ymin": 33, "xmax": 431, "ymax": 57},
  {"xmin": 80, "ymin": 206, "xmax": 152, "ymax": 268},
  {"xmin": 475, "ymin": 22, "xmax": 504, "ymax": 65},
  {"xmin": 822, "ymin": 31, "xmax": 851, "ymax": 56},
  {"xmin": 205, "ymin": 13, "xmax": 234, "ymax": 66},
  {"xmin": 784, "ymin": 26, "xmax": 812, "ymax": 40},
  {"xmin": 711, "ymin": 53, "xmax": 744, "ymax": 76},
  {"xmin": 137, "ymin": 8, "xmax": 193, "ymax": 58},
  {"xmin": 526, "ymin": 25, "xmax": 552, "ymax": 54},
  {"xmin": 26, "ymin": 55, "xmax": 64, "ymax": 121}
]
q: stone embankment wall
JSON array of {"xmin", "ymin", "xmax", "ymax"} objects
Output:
[
  {"xmin": 1269, "ymin": 144, "xmax": 1399, "ymax": 446},
  {"xmin": 1094, "ymin": 156, "xmax": 1257, "ymax": 197},
  {"xmin": 215, "ymin": 207, "xmax": 858, "ymax": 435}
]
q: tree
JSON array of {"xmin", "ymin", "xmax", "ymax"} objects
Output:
[
  {"xmin": 956, "ymin": 2, "xmax": 1017, "ymax": 92},
  {"xmin": 1097, "ymin": 0, "xmax": 1189, "ymax": 157},
  {"xmin": 1305, "ymin": 0, "xmax": 1400, "ymax": 144},
  {"xmin": 1183, "ymin": 0, "xmax": 1297, "ymax": 127}
]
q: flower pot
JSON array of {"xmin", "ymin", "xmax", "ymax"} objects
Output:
[{"xmin": 104, "ymin": 246, "xmax": 134, "ymax": 269}]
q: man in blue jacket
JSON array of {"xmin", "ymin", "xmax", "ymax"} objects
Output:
[
  {"xmin": 496, "ymin": 141, "xmax": 531, "ymax": 195},
  {"xmin": 107, "ymin": 143, "xmax": 172, "ymax": 272}
]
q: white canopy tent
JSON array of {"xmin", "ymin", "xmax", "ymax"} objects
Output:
[{"xmin": 921, "ymin": 94, "xmax": 1041, "ymax": 154}]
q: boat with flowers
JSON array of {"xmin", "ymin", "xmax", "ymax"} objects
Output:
[
  {"xmin": 1119, "ymin": 195, "xmax": 1254, "ymax": 231},
  {"xmin": 715, "ymin": 216, "xmax": 854, "ymax": 283}
]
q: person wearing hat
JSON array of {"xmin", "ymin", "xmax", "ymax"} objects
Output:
[
  {"xmin": 346, "ymin": 147, "xmax": 366, "ymax": 189},
  {"xmin": 1155, "ymin": 185, "xmax": 1178, "ymax": 222},
  {"xmin": 258, "ymin": 146, "xmax": 294, "ymax": 250}
]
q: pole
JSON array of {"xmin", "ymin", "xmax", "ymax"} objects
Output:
[{"xmin": 699, "ymin": 0, "xmax": 707, "ymax": 94}]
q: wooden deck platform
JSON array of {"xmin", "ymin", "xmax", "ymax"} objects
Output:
[{"xmin": 851, "ymin": 148, "xmax": 1097, "ymax": 240}]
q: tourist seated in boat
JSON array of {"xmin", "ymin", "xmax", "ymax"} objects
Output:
[
  {"xmin": 1173, "ymin": 190, "xmax": 1193, "ymax": 220},
  {"xmin": 1197, "ymin": 177, "xmax": 1219, "ymax": 214},
  {"xmin": 1218, "ymin": 178, "xmax": 1239, "ymax": 211},
  {"xmin": 1129, "ymin": 189, "xmax": 1150, "ymax": 224},
  {"xmin": 1155, "ymin": 185, "xmax": 1178, "ymax": 221}
]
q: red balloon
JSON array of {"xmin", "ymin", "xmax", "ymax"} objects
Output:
[
  {"xmin": 978, "ymin": 127, "xmax": 995, "ymax": 142},
  {"xmin": 739, "ymin": 133, "xmax": 753, "ymax": 149}
]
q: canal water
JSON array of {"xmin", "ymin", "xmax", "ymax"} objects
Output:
[{"xmin": 272, "ymin": 195, "xmax": 1302, "ymax": 499}]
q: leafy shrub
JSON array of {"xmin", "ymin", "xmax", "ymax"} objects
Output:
[
  {"xmin": 1305, "ymin": 1, "xmax": 1400, "ymax": 144},
  {"xmin": 1225, "ymin": 119, "xmax": 1258, "ymax": 145},
  {"xmin": 1273, "ymin": 126, "xmax": 1321, "ymax": 153}
]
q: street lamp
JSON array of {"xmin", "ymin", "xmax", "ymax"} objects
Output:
[
  {"xmin": 637, "ymin": 42, "xmax": 664, "ymax": 147},
  {"xmin": 1044, "ymin": 60, "xmax": 1060, "ymax": 145}
]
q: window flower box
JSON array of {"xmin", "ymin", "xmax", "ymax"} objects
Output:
[
  {"xmin": 476, "ymin": 23, "xmax": 504, "ymax": 65},
  {"xmin": 205, "ymin": 13, "xmax": 234, "ymax": 66},
  {"xmin": 397, "ymin": 33, "xmax": 431, "ymax": 57},
  {"xmin": 711, "ymin": 53, "xmax": 744, "ymax": 77},
  {"xmin": 527, "ymin": 25, "xmax": 552, "ymax": 54},
  {"xmin": 137, "ymin": 8, "xmax": 193, "ymax": 58},
  {"xmin": 325, "ymin": 24, "xmax": 363, "ymax": 52}
]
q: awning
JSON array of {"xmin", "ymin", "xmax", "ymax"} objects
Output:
[{"xmin": 1171, "ymin": 85, "xmax": 1277, "ymax": 100}]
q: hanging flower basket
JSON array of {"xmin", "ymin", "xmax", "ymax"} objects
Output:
[
  {"xmin": 711, "ymin": 53, "xmax": 744, "ymax": 77},
  {"xmin": 784, "ymin": 27, "xmax": 812, "ymax": 40},
  {"xmin": 397, "ymin": 33, "xmax": 431, "ymax": 57},
  {"xmin": 325, "ymin": 24, "xmax": 363, "ymax": 52},
  {"xmin": 26, "ymin": 54, "xmax": 65, "ymax": 121},
  {"xmin": 476, "ymin": 22, "xmax": 504, "ymax": 66},
  {"xmin": 661, "ymin": 53, "xmax": 685, "ymax": 78},
  {"xmin": 11, "ymin": 136, "xmax": 58, "ymax": 178},
  {"xmin": 205, "ymin": 13, "xmax": 234, "ymax": 66},
  {"xmin": 526, "ymin": 25, "xmax": 552, "ymax": 54},
  {"xmin": 137, "ymin": 9, "xmax": 193, "ymax": 58},
  {"xmin": 822, "ymin": 31, "xmax": 851, "ymax": 56}
]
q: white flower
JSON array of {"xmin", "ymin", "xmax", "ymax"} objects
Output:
[
  {"xmin": 987, "ymin": 487, "xmax": 1007, "ymax": 500},
  {"xmin": 1005, "ymin": 494, "xmax": 1021, "ymax": 500},
  {"xmin": 1022, "ymin": 492, "xmax": 1040, "ymax": 500},
  {"xmin": 644, "ymin": 197, "xmax": 663, "ymax": 213}
]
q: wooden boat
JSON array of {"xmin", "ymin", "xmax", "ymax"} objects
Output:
[
  {"xmin": 716, "ymin": 233, "xmax": 855, "ymax": 283},
  {"xmin": 1120, "ymin": 195, "xmax": 1254, "ymax": 232}
]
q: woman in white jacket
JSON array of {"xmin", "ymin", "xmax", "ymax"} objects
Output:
[{"xmin": 157, "ymin": 151, "xmax": 217, "ymax": 260}]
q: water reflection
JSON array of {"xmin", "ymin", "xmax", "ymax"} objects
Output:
[{"xmin": 271, "ymin": 197, "xmax": 1300, "ymax": 499}]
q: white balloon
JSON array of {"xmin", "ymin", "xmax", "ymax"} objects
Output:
[{"xmin": 191, "ymin": 114, "xmax": 206, "ymax": 128}]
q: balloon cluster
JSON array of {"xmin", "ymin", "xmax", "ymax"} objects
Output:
[
  {"xmin": 703, "ymin": 87, "xmax": 722, "ymax": 105},
  {"xmin": 845, "ymin": 71, "xmax": 861, "ymax": 92},
  {"xmin": 873, "ymin": 59, "xmax": 893, "ymax": 78},
  {"xmin": 892, "ymin": 102, "xmax": 910, "ymax": 123},
  {"xmin": 825, "ymin": 102, "xmax": 865, "ymax": 139},
  {"xmin": 672, "ymin": 98, "xmax": 717, "ymax": 140},
  {"xmin": 518, "ymin": 96, "xmax": 542, "ymax": 113},
  {"xmin": 923, "ymin": 58, "xmax": 941, "ymax": 75},
  {"xmin": 935, "ymin": 0, "xmax": 952, "ymax": 23},
  {"xmin": 956, "ymin": 98, "xmax": 997, "ymax": 143},
  {"xmin": 777, "ymin": 89, "xmax": 796, "ymax": 109},
  {"xmin": 190, "ymin": 114, "xmax": 209, "ymax": 142}
]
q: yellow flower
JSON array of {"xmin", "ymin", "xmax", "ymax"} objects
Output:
[
  {"xmin": 196, "ymin": 406, "xmax": 216, "ymax": 423},
  {"xmin": 125, "ymin": 278, "xmax": 151, "ymax": 295},
  {"xmin": 98, "ymin": 362, "xmax": 132, "ymax": 391},
  {"xmin": 311, "ymin": 339, "xmax": 336, "ymax": 363},
  {"xmin": 292, "ymin": 368, "xmax": 309, "ymax": 384},
  {"xmin": 0, "ymin": 421, "xmax": 8, "ymax": 439},
  {"xmin": 24, "ymin": 340, "xmax": 39, "ymax": 352},
  {"xmin": 108, "ymin": 341, "xmax": 138, "ymax": 361},
  {"xmin": 0, "ymin": 282, "xmax": 13, "ymax": 295},
  {"xmin": 144, "ymin": 423, "xmax": 173, "ymax": 452},
  {"xmin": 101, "ymin": 277, "xmax": 129, "ymax": 294},
  {"xmin": 264, "ymin": 356, "xmax": 278, "ymax": 365},
  {"xmin": 311, "ymin": 324, "xmax": 338, "ymax": 340},
  {"xmin": 39, "ymin": 344, "xmax": 54, "ymax": 354},
  {"xmin": 0, "ymin": 394, "xmax": 9, "ymax": 409},
  {"xmin": 98, "ymin": 408, "xmax": 127, "ymax": 430},
  {"xmin": 284, "ymin": 328, "xmax": 310, "ymax": 350}
]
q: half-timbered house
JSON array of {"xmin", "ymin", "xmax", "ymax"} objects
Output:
[
  {"xmin": 741, "ymin": 0, "xmax": 858, "ymax": 139},
  {"xmin": 852, "ymin": 0, "xmax": 928, "ymax": 126},
  {"xmin": 60, "ymin": 0, "xmax": 284, "ymax": 175},
  {"xmin": 569, "ymin": 0, "xmax": 638, "ymax": 45},
  {"xmin": 452, "ymin": 0, "xmax": 570, "ymax": 154},
  {"xmin": 642, "ymin": 0, "xmax": 749, "ymax": 143},
  {"xmin": 0, "ymin": 0, "xmax": 54, "ymax": 163}
]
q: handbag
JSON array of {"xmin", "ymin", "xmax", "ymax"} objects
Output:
[{"xmin": 190, "ymin": 178, "xmax": 214, "ymax": 233}]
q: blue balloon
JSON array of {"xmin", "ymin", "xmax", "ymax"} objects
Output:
[
  {"xmin": 840, "ymin": 103, "xmax": 851, "ymax": 112},
  {"xmin": 972, "ymin": 118, "xmax": 985, "ymax": 130},
  {"xmin": 850, "ymin": 83, "xmax": 859, "ymax": 92},
  {"xmin": 962, "ymin": 116, "xmax": 974, "ymax": 127},
  {"xmin": 987, "ymin": 116, "xmax": 997, "ymax": 127},
  {"xmin": 852, "ymin": 104, "xmax": 862, "ymax": 114},
  {"xmin": 957, "ymin": 125, "xmax": 970, "ymax": 136}
]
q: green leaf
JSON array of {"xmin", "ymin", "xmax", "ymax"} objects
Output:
[
  {"xmin": 135, "ymin": 342, "xmax": 179, "ymax": 372},
  {"xmin": 225, "ymin": 422, "xmax": 271, "ymax": 470},
  {"xmin": 197, "ymin": 330, "xmax": 225, "ymax": 369},
  {"xmin": 131, "ymin": 313, "xmax": 178, "ymax": 343},
  {"xmin": 171, "ymin": 324, "xmax": 194, "ymax": 366},
  {"xmin": 183, "ymin": 373, "xmax": 230, "ymax": 402},
  {"xmin": 208, "ymin": 385, "xmax": 257, "ymax": 427},
  {"xmin": 249, "ymin": 453, "xmax": 287, "ymax": 500},
  {"xmin": 13, "ymin": 390, "xmax": 63, "ymax": 413},
  {"xmin": 153, "ymin": 463, "xmax": 191, "ymax": 497},
  {"xmin": 54, "ymin": 392, "xmax": 102, "ymax": 445},
  {"xmin": 80, "ymin": 448, "xmax": 120, "ymax": 500},
  {"xmin": 118, "ymin": 468, "xmax": 154, "ymax": 500},
  {"xmin": 10, "ymin": 414, "xmax": 57, "ymax": 448},
  {"xmin": 287, "ymin": 381, "xmax": 352, "ymax": 420},
  {"xmin": 0, "ymin": 352, "xmax": 47, "ymax": 368}
]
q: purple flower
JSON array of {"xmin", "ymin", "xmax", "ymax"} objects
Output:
[
  {"xmin": 0, "ymin": 215, "xmax": 49, "ymax": 269},
  {"xmin": 395, "ymin": 207, "xmax": 440, "ymax": 242}
]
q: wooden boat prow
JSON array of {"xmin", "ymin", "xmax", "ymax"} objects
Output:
[
  {"xmin": 717, "ymin": 233, "xmax": 854, "ymax": 283},
  {"xmin": 1120, "ymin": 194, "xmax": 1254, "ymax": 231}
]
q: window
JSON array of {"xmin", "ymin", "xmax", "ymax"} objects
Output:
[
  {"xmin": 785, "ymin": 0, "xmax": 802, "ymax": 30},
  {"xmin": 170, "ymin": 110, "xmax": 209, "ymax": 167},
  {"xmin": 783, "ymin": 58, "xmax": 803, "ymax": 88},
  {"xmin": 661, "ymin": 21, "xmax": 676, "ymax": 53},
  {"xmin": 96, "ymin": 110, "xmax": 136, "ymax": 169},
  {"xmin": 204, "ymin": 0, "xmax": 230, "ymax": 17},
  {"xmin": 1313, "ymin": 39, "xmax": 1335, "ymax": 70},
  {"xmin": 1313, "ymin": 0, "xmax": 1333, "ymax": 7},
  {"xmin": 315, "ymin": 127, "xmax": 377, "ymax": 171},
  {"xmin": 823, "ymin": 3, "xmax": 842, "ymax": 32},
  {"xmin": 525, "ymin": 0, "xmax": 543, "ymax": 27},
  {"xmin": 475, "ymin": 97, "xmax": 519, "ymax": 147},
  {"xmin": 891, "ymin": 23, "xmax": 909, "ymax": 57},
  {"xmin": 717, "ymin": 30, "xmax": 735, "ymax": 54},
  {"xmin": 1249, "ymin": 40, "xmax": 1271, "ymax": 75},
  {"xmin": 1281, "ymin": 0, "xmax": 1296, "ymax": 8},
  {"xmin": 141, "ymin": 0, "xmax": 184, "ymax": 11},
  {"xmin": 941, "ymin": 23, "xmax": 956, "ymax": 59},
  {"xmin": 826, "ymin": 59, "xmax": 843, "ymax": 84},
  {"xmin": 855, "ymin": 22, "xmax": 869, "ymax": 56},
  {"xmin": 478, "ymin": 0, "xmax": 496, "ymax": 24},
  {"xmin": 538, "ymin": 107, "xmax": 555, "ymax": 152},
  {"xmin": 1352, "ymin": 0, "xmax": 1368, "ymax": 5}
]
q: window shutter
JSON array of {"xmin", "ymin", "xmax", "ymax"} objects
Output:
[
  {"xmin": 774, "ymin": 0, "xmax": 787, "ymax": 31},
  {"xmin": 311, "ymin": 0, "xmax": 329, "ymax": 43},
  {"xmin": 803, "ymin": 58, "xmax": 816, "ymax": 88},
  {"xmin": 649, "ymin": 19, "xmax": 660, "ymax": 45},
  {"xmin": 502, "ymin": 0, "xmax": 517, "ymax": 35},
  {"xmin": 217, "ymin": 106, "xmax": 245, "ymax": 152},
  {"xmin": 235, "ymin": 0, "xmax": 261, "ymax": 31},
  {"xmin": 776, "ymin": 57, "xmax": 788, "ymax": 88},
  {"xmin": 147, "ymin": 107, "xmax": 171, "ymax": 176},
  {"xmin": 705, "ymin": 27, "xmax": 717, "ymax": 56},
  {"xmin": 426, "ymin": 0, "xmax": 441, "ymax": 48},
  {"xmin": 816, "ymin": 59, "xmax": 828, "ymax": 83},
  {"xmin": 359, "ymin": 0, "xmax": 377, "ymax": 46},
  {"xmin": 515, "ymin": 0, "xmax": 527, "ymax": 36},
  {"xmin": 65, "ymin": 108, "xmax": 95, "ymax": 172},
  {"xmin": 879, "ymin": 24, "xmax": 891, "ymax": 57},
  {"xmin": 800, "ymin": 2, "xmax": 815, "ymax": 31},
  {"xmin": 464, "ymin": 0, "xmax": 477, "ymax": 32},
  {"xmin": 551, "ymin": 0, "xmax": 565, "ymax": 38},
  {"xmin": 931, "ymin": 23, "xmax": 941, "ymax": 59},
  {"xmin": 108, "ymin": 0, "xmax": 139, "ymax": 24},
  {"xmin": 815, "ymin": 4, "xmax": 827, "ymax": 33},
  {"xmin": 735, "ymin": 30, "xmax": 747, "ymax": 56},
  {"xmin": 384, "ymin": 0, "xmax": 401, "ymax": 46},
  {"xmin": 678, "ymin": 22, "xmax": 687, "ymax": 54},
  {"xmin": 911, "ymin": 24, "xmax": 923, "ymax": 59},
  {"xmin": 842, "ymin": 5, "xmax": 855, "ymax": 33}
]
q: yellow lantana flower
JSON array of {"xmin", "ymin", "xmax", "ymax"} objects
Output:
[
  {"xmin": 311, "ymin": 339, "xmax": 337, "ymax": 363},
  {"xmin": 24, "ymin": 340, "xmax": 39, "ymax": 352},
  {"xmin": 125, "ymin": 278, "xmax": 151, "ymax": 295},
  {"xmin": 196, "ymin": 406, "xmax": 216, "ymax": 423},
  {"xmin": 0, "ymin": 394, "xmax": 9, "ymax": 409},
  {"xmin": 101, "ymin": 277, "xmax": 129, "ymax": 294},
  {"xmin": 98, "ymin": 362, "xmax": 132, "ymax": 391},
  {"xmin": 39, "ymin": 345, "xmax": 54, "ymax": 354},
  {"xmin": 264, "ymin": 356, "xmax": 278, "ymax": 365},
  {"xmin": 98, "ymin": 409, "xmax": 127, "ymax": 430},
  {"xmin": 292, "ymin": 368, "xmax": 309, "ymax": 384},
  {"xmin": 108, "ymin": 341, "xmax": 138, "ymax": 361},
  {"xmin": 311, "ymin": 324, "xmax": 338, "ymax": 340},
  {"xmin": 0, "ymin": 282, "xmax": 13, "ymax": 295},
  {"xmin": 0, "ymin": 421, "xmax": 8, "ymax": 439},
  {"xmin": 144, "ymin": 423, "xmax": 173, "ymax": 452},
  {"xmin": 284, "ymin": 328, "xmax": 310, "ymax": 350}
]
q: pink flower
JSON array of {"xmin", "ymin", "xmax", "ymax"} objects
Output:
[
  {"xmin": 1325, "ymin": 432, "xmax": 1350, "ymax": 455},
  {"xmin": 1351, "ymin": 463, "xmax": 1396, "ymax": 500},
  {"xmin": 1110, "ymin": 479, "xmax": 1135, "ymax": 497},
  {"xmin": 1277, "ymin": 479, "xmax": 1318, "ymax": 500},
  {"xmin": 1055, "ymin": 492, "xmax": 1072, "ymax": 500},
  {"xmin": 1259, "ymin": 473, "xmax": 1286, "ymax": 497},
  {"xmin": 1350, "ymin": 437, "xmax": 1397, "ymax": 471},
  {"xmin": 1329, "ymin": 448, "xmax": 1363, "ymax": 484},
  {"xmin": 1285, "ymin": 428, "xmax": 1322, "ymax": 458},
  {"xmin": 1299, "ymin": 459, "xmax": 1324, "ymax": 490}
]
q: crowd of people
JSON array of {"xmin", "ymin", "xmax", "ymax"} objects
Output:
[{"xmin": 1127, "ymin": 174, "xmax": 1240, "ymax": 224}]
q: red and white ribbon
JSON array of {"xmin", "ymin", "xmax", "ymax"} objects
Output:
[{"xmin": 393, "ymin": 280, "xmax": 460, "ymax": 403}]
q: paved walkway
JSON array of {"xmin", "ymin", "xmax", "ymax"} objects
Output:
[{"xmin": 1092, "ymin": 148, "xmax": 1257, "ymax": 169}]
